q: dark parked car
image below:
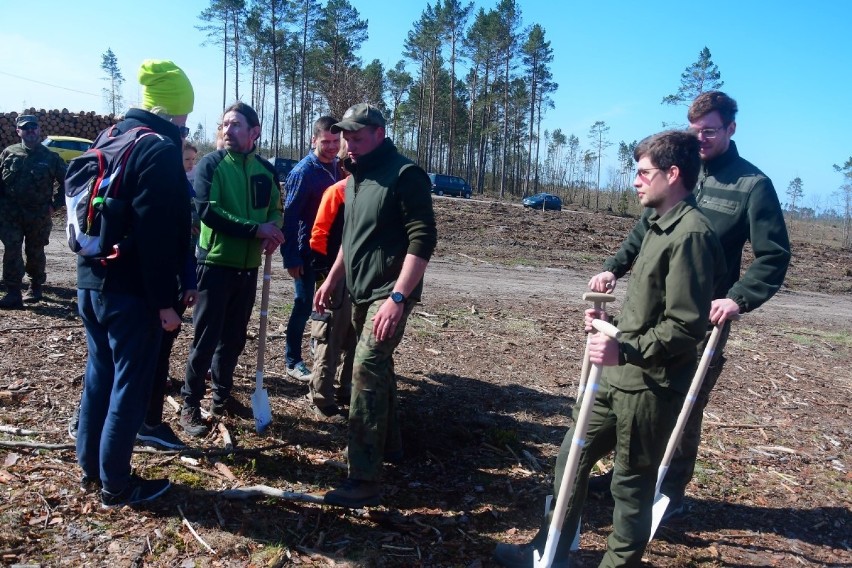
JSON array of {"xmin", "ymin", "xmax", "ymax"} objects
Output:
[
  {"xmin": 271, "ymin": 157, "xmax": 298, "ymax": 182},
  {"xmin": 522, "ymin": 193, "xmax": 562, "ymax": 211},
  {"xmin": 428, "ymin": 173, "xmax": 472, "ymax": 198}
]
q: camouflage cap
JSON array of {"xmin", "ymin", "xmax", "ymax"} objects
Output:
[
  {"xmin": 16, "ymin": 115, "xmax": 38, "ymax": 127},
  {"xmin": 330, "ymin": 103, "xmax": 386, "ymax": 133}
]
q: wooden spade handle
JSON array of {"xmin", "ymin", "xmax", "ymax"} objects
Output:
[
  {"xmin": 591, "ymin": 318, "xmax": 621, "ymax": 340},
  {"xmin": 582, "ymin": 292, "xmax": 616, "ymax": 304},
  {"xmin": 256, "ymin": 253, "xmax": 272, "ymax": 385}
]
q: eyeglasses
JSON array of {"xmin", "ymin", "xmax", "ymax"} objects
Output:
[
  {"xmin": 179, "ymin": 126, "xmax": 190, "ymax": 137},
  {"xmin": 636, "ymin": 167, "xmax": 663, "ymax": 180},
  {"xmin": 689, "ymin": 126, "xmax": 726, "ymax": 139},
  {"xmin": 19, "ymin": 124, "xmax": 38, "ymax": 131}
]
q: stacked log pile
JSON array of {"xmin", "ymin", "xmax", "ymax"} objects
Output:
[{"xmin": 0, "ymin": 108, "xmax": 118, "ymax": 149}]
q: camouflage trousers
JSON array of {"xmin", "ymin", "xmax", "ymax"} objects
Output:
[
  {"xmin": 346, "ymin": 297, "xmax": 414, "ymax": 481},
  {"xmin": 0, "ymin": 203, "xmax": 52, "ymax": 288},
  {"xmin": 659, "ymin": 320, "xmax": 731, "ymax": 500},
  {"xmin": 309, "ymin": 276, "xmax": 356, "ymax": 409}
]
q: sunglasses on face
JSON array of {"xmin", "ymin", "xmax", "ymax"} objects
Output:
[{"xmin": 20, "ymin": 125, "xmax": 38, "ymax": 131}]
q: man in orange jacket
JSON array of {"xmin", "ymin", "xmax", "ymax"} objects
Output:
[{"xmin": 307, "ymin": 153, "xmax": 355, "ymax": 419}]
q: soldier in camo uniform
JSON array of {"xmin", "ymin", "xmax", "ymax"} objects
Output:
[{"xmin": 0, "ymin": 115, "xmax": 66, "ymax": 308}]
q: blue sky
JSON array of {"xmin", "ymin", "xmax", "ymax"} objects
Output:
[{"xmin": 1, "ymin": 0, "xmax": 850, "ymax": 208}]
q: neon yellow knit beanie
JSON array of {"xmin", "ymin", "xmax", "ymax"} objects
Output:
[{"xmin": 137, "ymin": 59, "xmax": 194, "ymax": 116}]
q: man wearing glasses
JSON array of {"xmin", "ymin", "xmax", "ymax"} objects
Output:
[
  {"xmin": 0, "ymin": 115, "xmax": 67, "ymax": 308},
  {"xmin": 587, "ymin": 91, "xmax": 791, "ymax": 521},
  {"xmin": 495, "ymin": 130, "xmax": 726, "ymax": 567}
]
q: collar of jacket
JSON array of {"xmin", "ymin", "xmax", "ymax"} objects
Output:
[
  {"xmin": 648, "ymin": 194, "xmax": 699, "ymax": 232},
  {"xmin": 346, "ymin": 137, "xmax": 394, "ymax": 175},
  {"xmin": 123, "ymin": 108, "xmax": 182, "ymax": 145},
  {"xmin": 308, "ymin": 150, "xmax": 337, "ymax": 168},
  {"xmin": 225, "ymin": 145, "xmax": 258, "ymax": 164},
  {"xmin": 703, "ymin": 139, "xmax": 740, "ymax": 176},
  {"xmin": 307, "ymin": 151, "xmax": 339, "ymax": 180}
]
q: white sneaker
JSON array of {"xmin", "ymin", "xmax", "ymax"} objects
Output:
[{"xmin": 287, "ymin": 361, "xmax": 312, "ymax": 382}]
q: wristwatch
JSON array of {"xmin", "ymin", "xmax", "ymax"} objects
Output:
[{"xmin": 390, "ymin": 291, "xmax": 405, "ymax": 304}]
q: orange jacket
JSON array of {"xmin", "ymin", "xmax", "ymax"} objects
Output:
[{"xmin": 310, "ymin": 178, "xmax": 346, "ymax": 258}]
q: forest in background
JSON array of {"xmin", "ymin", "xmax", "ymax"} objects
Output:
[{"xmin": 91, "ymin": 0, "xmax": 852, "ymax": 245}]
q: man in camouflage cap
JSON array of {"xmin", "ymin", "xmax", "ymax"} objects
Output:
[{"xmin": 0, "ymin": 114, "xmax": 67, "ymax": 308}]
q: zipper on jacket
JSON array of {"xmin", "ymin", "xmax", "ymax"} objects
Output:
[{"xmin": 242, "ymin": 155, "xmax": 255, "ymax": 268}]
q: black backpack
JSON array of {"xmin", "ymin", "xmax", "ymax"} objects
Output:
[{"xmin": 64, "ymin": 125, "xmax": 161, "ymax": 260}]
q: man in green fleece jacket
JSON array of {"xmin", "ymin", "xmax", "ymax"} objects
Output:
[
  {"xmin": 495, "ymin": 130, "xmax": 726, "ymax": 568},
  {"xmin": 314, "ymin": 103, "xmax": 437, "ymax": 508},
  {"xmin": 587, "ymin": 91, "xmax": 791, "ymax": 518},
  {"xmin": 180, "ymin": 101, "xmax": 284, "ymax": 437}
]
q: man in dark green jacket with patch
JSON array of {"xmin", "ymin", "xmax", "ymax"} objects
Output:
[
  {"xmin": 495, "ymin": 130, "xmax": 726, "ymax": 568},
  {"xmin": 587, "ymin": 91, "xmax": 791, "ymax": 518},
  {"xmin": 314, "ymin": 103, "xmax": 437, "ymax": 508},
  {"xmin": 180, "ymin": 101, "xmax": 284, "ymax": 437}
]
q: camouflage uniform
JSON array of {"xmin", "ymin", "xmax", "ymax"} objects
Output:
[
  {"xmin": 0, "ymin": 141, "xmax": 66, "ymax": 290},
  {"xmin": 346, "ymin": 298, "xmax": 414, "ymax": 480}
]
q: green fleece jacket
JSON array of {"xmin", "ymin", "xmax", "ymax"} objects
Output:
[
  {"xmin": 604, "ymin": 141, "xmax": 790, "ymax": 313},
  {"xmin": 194, "ymin": 148, "xmax": 282, "ymax": 270},
  {"xmin": 342, "ymin": 138, "xmax": 437, "ymax": 305},
  {"xmin": 610, "ymin": 196, "xmax": 726, "ymax": 393}
]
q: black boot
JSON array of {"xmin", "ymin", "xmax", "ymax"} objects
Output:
[
  {"xmin": 0, "ymin": 288, "xmax": 23, "ymax": 310},
  {"xmin": 22, "ymin": 284, "xmax": 43, "ymax": 303}
]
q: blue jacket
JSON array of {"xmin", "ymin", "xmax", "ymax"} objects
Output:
[{"xmin": 281, "ymin": 151, "xmax": 339, "ymax": 269}]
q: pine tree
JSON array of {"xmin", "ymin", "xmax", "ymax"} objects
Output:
[
  {"xmin": 387, "ymin": 60, "xmax": 413, "ymax": 141},
  {"xmin": 197, "ymin": 0, "xmax": 247, "ymax": 111},
  {"xmin": 833, "ymin": 158, "xmax": 852, "ymax": 248},
  {"xmin": 662, "ymin": 47, "xmax": 724, "ymax": 106},
  {"xmin": 588, "ymin": 120, "xmax": 611, "ymax": 210},
  {"xmin": 100, "ymin": 48, "xmax": 124, "ymax": 116},
  {"xmin": 315, "ymin": 0, "xmax": 369, "ymax": 119},
  {"xmin": 786, "ymin": 177, "xmax": 804, "ymax": 214}
]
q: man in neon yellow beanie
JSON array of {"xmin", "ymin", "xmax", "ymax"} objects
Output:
[
  {"xmin": 75, "ymin": 59, "xmax": 194, "ymax": 508},
  {"xmin": 138, "ymin": 59, "xmax": 195, "ymax": 117}
]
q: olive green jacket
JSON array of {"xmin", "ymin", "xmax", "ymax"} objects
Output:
[
  {"xmin": 604, "ymin": 141, "xmax": 790, "ymax": 313},
  {"xmin": 342, "ymin": 138, "xmax": 437, "ymax": 306},
  {"xmin": 609, "ymin": 196, "xmax": 726, "ymax": 393}
]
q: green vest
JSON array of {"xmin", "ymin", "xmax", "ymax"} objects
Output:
[{"xmin": 343, "ymin": 139, "xmax": 423, "ymax": 305}]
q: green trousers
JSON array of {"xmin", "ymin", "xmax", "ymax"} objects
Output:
[
  {"xmin": 660, "ymin": 321, "xmax": 731, "ymax": 500},
  {"xmin": 542, "ymin": 375, "xmax": 684, "ymax": 567}
]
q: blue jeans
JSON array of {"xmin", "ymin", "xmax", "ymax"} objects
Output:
[
  {"xmin": 76, "ymin": 289, "xmax": 162, "ymax": 494},
  {"xmin": 285, "ymin": 266, "xmax": 315, "ymax": 369}
]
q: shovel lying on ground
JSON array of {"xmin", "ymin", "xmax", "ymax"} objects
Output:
[
  {"xmin": 535, "ymin": 318, "xmax": 622, "ymax": 568},
  {"xmin": 648, "ymin": 315, "xmax": 740, "ymax": 540},
  {"xmin": 251, "ymin": 253, "xmax": 274, "ymax": 434}
]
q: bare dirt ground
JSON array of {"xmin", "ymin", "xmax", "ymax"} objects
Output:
[{"xmin": 1, "ymin": 198, "xmax": 850, "ymax": 567}]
